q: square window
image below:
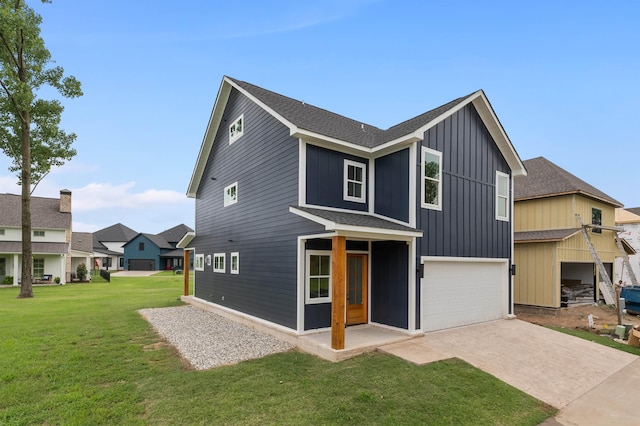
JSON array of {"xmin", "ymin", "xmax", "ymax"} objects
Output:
[
  {"xmin": 224, "ymin": 182, "xmax": 238, "ymax": 207},
  {"xmin": 592, "ymin": 208, "xmax": 602, "ymax": 234},
  {"xmin": 496, "ymin": 171, "xmax": 510, "ymax": 221},
  {"xmin": 230, "ymin": 252, "xmax": 239, "ymax": 274},
  {"xmin": 213, "ymin": 253, "xmax": 225, "ymax": 273},
  {"xmin": 343, "ymin": 160, "xmax": 366, "ymax": 203},
  {"xmin": 421, "ymin": 147, "xmax": 442, "ymax": 210},
  {"xmin": 306, "ymin": 251, "xmax": 331, "ymax": 304},
  {"xmin": 195, "ymin": 254, "xmax": 204, "ymax": 271},
  {"xmin": 0, "ymin": 229, "xmax": 5, "ymax": 235},
  {"xmin": 229, "ymin": 114, "xmax": 244, "ymax": 144}
]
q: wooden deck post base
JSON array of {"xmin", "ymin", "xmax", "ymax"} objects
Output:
[{"xmin": 331, "ymin": 236, "xmax": 346, "ymax": 350}]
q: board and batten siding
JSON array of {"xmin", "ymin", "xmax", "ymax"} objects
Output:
[
  {"xmin": 374, "ymin": 148, "xmax": 410, "ymax": 223},
  {"xmin": 514, "ymin": 242, "xmax": 558, "ymax": 307},
  {"xmin": 371, "ymin": 241, "xmax": 409, "ymax": 329},
  {"xmin": 306, "ymin": 144, "xmax": 369, "ymax": 211},
  {"xmin": 418, "ymin": 103, "xmax": 511, "ymax": 258},
  {"xmin": 124, "ymin": 235, "xmax": 161, "ymax": 270},
  {"xmin": 194, "ymin": 88, "xmax": 324, "ymax": 330}
]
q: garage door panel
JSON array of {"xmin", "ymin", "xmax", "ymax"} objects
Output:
[
  {"xmin": 129, "ymin": 259, "xmax": 155, "ymax": 271},
  {"xmin": 422, "ymin": 260, "xmax": 506, "ymax": 332}
]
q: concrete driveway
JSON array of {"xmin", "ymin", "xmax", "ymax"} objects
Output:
[
  {"xmin": 110, "ymin": 270, "xmax": 158, "ymax": 277},
  {"xmin": 379, "ymin": 319, "xmax": 638, "ymax": 424}
]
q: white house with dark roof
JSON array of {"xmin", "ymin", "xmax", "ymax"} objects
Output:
[
  {"xmin": 0, "ymin": 190, "xmax": 73, "ymax": 285},
  {"xmin": 92, "ymin": 223, "xmax": 138, "ymax": 270},
  {"xmin": 184, "ymin": 76, "xmax": 526, "ymax": 356}
]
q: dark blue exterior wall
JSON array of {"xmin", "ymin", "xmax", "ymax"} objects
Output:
[
  {"xmin": 417, "ymin": 104, "xmax": 511, "ymax": 259},
  {"xmin": 371, "ymin": 241, "xmax": 409, "ymax": 329},
  {"xmin": 123, "ymin": 235, "xmax": 161, "ymax": 270},
  {"xmin": 374, "ymin": 148, "xmax": 410, "ymax": 222},
  {"xmin": 194, "ymin": 88, "xmax": 324, "ymax": 330},
  {"xmin": 306, "ymin": 144, "xmax": 369, "ymax": 211}
]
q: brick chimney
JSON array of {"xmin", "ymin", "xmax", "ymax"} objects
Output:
[{"xmin": 60, "ymin": 189, "xmax": 72, "ymax": 213}]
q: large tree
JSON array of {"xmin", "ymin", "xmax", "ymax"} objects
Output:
[{"xmin": 0, "ymin": 0, "xmax": 82, "ymax": 298}]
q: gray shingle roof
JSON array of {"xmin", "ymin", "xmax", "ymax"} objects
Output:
[
  {"xmin": 514, "ymin": 228, "xmax": 581, "ymax": 243},
  {"xmin": 159, "ymin": 248, "xmax": 185, "ymax": 257},
  {"xmin": 142, "ymin": 233, "xmax": 173, "ymax": 250},
  {"xmin": 0, "ymin": 193, "xmax": 71, "ymax": 229},
  {"xmin": 71, "ymin": 232, "xmax": 93, "ymax": 253},
  {"xmin": 92, "ymin": 223, "xmax": 137, "ymax": 250},
  {"xmin": 292, "ymin": 206, "xmax": 420, "ymax": 233},
  {"xmin": 514, "ymin": 157, "xmax": 622, "ymax": 207},
  {"xmin": 229, "ymin": 77, "xmax": 475, "ymax": 148},
  {"xmin": 0, "ymin": 241, "xmax": 68, "ymax": 254},
  {"xmin": 158, "ymin": 224, "xmax": 194, "ymax": 244},
  {"xmin": 625, "ymin": 207, "xmax": 640, "ymax": 217}
]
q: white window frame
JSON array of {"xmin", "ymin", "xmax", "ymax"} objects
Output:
[
  {"xmin": 229, "ymin": 114, "xmax": 244, "ymax": 144},
  {"xmin": 33, "ymin": 230, "xmax": 45, "ymax": 237},
  {"xmin": 213, "ymin": 253, "xmax": 226, "ymax": 273},
  {"xmin": 0, "ymin": 229, "xmax": 5, "ymax": 235},
  {"xmin": 224, "ymin": 182, "xmax": 238, "ymax": 207},
  {"xmin": 230, "ymin": 252, "xmax": 239, "ymax": 274},
  {"xmin": 421, "ymin": 147, "xmax": 443, "ymax": 210},
  {"xmin": 195, "ymin": 254, "xmax": 205, "ymax": 271},
  {"xmin": 495, "ymin": 171, "xmax": 510, "ymax": 221},
  {"xmin": 305, "ymin": 250, "xmax": 332, "ymax": 304},
  {"xmin": 33, "ymin": 257, "xmax": 45, "ymax": 277},
  {"xmin": 343, "ymin": 159, "xmax": 366, "ymax": 203}
]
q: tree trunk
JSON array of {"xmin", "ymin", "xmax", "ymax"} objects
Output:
[{"xmin": 18, "ymin": 109, "xmax": 33, "ymax": 298}]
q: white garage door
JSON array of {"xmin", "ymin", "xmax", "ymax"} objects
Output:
[{"xmin": 421, "ymin": 259, "xmax": 507, "ymax": 332}]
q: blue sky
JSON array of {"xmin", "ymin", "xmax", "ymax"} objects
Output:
[{"xmin": 1, "ymin": 0, "xmax": 638, "ymax": 233}]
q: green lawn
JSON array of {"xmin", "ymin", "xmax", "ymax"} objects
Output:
[
  {"xmin": 0, "ymin": 276, "xmax": 555, "ymax": 425},
  {"xmin": 549, "ymin": 326, "xmax": 640, "ymax": 356}
]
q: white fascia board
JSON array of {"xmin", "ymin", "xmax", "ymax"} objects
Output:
[
  {"xmin": 421, "ymin": 256, "xmax": 510, "ymax": 263},
  {"xmin": 186, "ymin": 79, "xmax": 232, "ymax": 198},
  {"xmin": 330, "ymin": 225, "xmax": 422, "ymax": 239},
  {"xmin": 292, "ymin": 129, "xmax": 371, "ymax": 156},
  {"xmin": 177, "ymin": 231, "xmax": 195, "ymax": 248},
  {"xmin": 371, "ymin": 134, "xmax": 422, "ymax": 156},
  {"xmin": 288, "ymin": 206, "xmax": 335, "ymax": 228},
  {"xmin": 471, "ymin": 92, "xmax": 527, "ymax": 177}
]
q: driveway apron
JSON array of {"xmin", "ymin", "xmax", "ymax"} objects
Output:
[{"xmin": 379, "ymin": 319, "xmax": 637, "ymax": 410}]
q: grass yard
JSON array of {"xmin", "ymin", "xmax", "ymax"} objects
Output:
[
  {"xmin": 0, "ymin": 276, "xmax": 555, "ymax": 425},
  {"xmin": 549, "ymin": 326, "xmax": 640, "ymax": 356}
]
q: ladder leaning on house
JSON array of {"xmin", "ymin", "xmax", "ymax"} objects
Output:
[
  {"xmin": 575, "ymin": 214, "xmax": 618, "ymax": 305},
  {"xmin": 615, "ymin": 236, "xmax": 639, "ymax": 287}
]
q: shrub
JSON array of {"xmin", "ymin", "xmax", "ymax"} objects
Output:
[
  {"xmin": 54, "ymin": 276, "xmax": 61, "ymax": 284},
  {"xmin": 2, "ymin": 276, "xmax": 13, "ymax": 284},
  {"xmin": 76, "ymin": 263, "xmax": 87, "ymax": 281}
]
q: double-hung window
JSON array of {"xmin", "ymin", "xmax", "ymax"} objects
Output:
[
  {"xmin": 496, "ymin": 171, "xmax": 510, "ymax": 221},
  {"xmin": 230, "ymin": 252, "xmax": 239, "ymax": 274},
  {"xmin": 213, "ymin": 253, "xmax": 225, "ymax": 273},
  {"xmin": 229, "ymin": 114, "xmax": 244, "ymax": 144},
  {"xmin": 344, "ymin": 160, "xmax": 366, "ymax": 203},
  {"xmin": 195, "ymin": 254, "xmax": 204, "ymax": 271},
  {"xmin": 33, "ymin": 258, "xmax": 45, "ymax": 278},
  {"xmin": 421, "ymin": 147, "xmax": 442, "ymax": 210},
  {"xmin": 224, "ymin": 182, "xmax": 238, "ymax": 207},
  {"xmin": 306, "ymin": 251, "xmax": 331, "ymax": 304}
]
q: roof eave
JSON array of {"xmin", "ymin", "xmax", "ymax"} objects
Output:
[{"xmin": 515, "ymin": 191, "xmax": 623, "ymax": 207}]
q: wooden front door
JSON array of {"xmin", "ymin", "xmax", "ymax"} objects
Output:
[{"xmin": 346, "ymin": 254, "xmax": 368, "ymax": 325}]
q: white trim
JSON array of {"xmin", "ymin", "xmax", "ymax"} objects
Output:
[
  {"xmin": 177, "ymin": 231, "xmax": 195, "ymax": 249},
  {"xmin": 229, "ymin": 113, "xmax": 244, "ymax": 144},
  {"xmin": 509, "ymin": 175, "xmax": 515, "ymax": 316},
  {"xmin": 421, "ymin": 256, "xmax": 510, "ymax": 263},
  {"xmin": 421, "ymin": 146, "xmax": 442, "ymax": 211},
  {"xmin": 343, "ymin": 159, "xmax": 366, "ymax": 203},
  {"xmin": 305, "ymin": 250, "xmax": 332, "ymax": 304},
  {"xmin": 230, "ymin": 252, "xmax": 239, "ymax": 274},
  {"xmin": 223, "ymin": 181, "xmax": 238, "ymax": 207},
  {"xmin": 195, "ymin": 253, "xmax": 205, "ymax": 271},
  {"xmin": 408, "ymin": 142, "xmax": 417, "ymax": 227},
  {"xmin": 213, "ymin": 253, "xmax": 225, "ymax": 273},
  {"xmin": 495, "ymin": 171, "xmax": 509, "ymax": 221},
  {"xmin": 298, "ymin": 139, "xmax": 306, "ymax": 206},
  {"xmin": 368, "ymin": 158, "xmax": 375, "ymax": 214},
  {"xmin": 296, "ymin": 237, "xmax": 306, "ymax": 333},
  {"xmin": 293, "ymin": 129, "xmax": 370, "ymax": 155},
  {"xmin": 407, "ymin": 238, "xmax": 416, "ymax": 332}
]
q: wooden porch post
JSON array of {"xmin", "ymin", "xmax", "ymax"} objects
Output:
[
  {"xmin": 331, "ymin": 236, "xmax": 346, "ymax": 350},
  {"xmin": 183, "ymin": 249, "xmax": 190, "ymax": 296}
]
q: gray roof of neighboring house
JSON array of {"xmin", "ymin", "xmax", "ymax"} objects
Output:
[
  {"xmin": 625, "ymin": 207, "xmax": 640, "ymax": 217},
  {"xmin": 159, "ymin": 248, "xmax": 185, "ymax": 258},
  {"xmin": 514, "ymin": 157, "xmax": 622, "ymax": 207},
  {"xmin": 71, "ymin": 232, "xmax": 93, "ymax": 253},
  {"xmin": 0, "ymin": 193, "xmax": 71, "ymax": 229},
  {"xmin": 0, "ymin": 241, "xmax": 68, "ymax": 254},
  {"xmin": 93, "ymin": 223, "xmax": 137, "ymax": 251},
  {"xmin": 514, "ymin": 228, "xmax": 581, "ymax": 243},
  {"xmin": 292, "ymin": 206, "xmax": 420, "ymax": 233},
  {"xmin": 158, "ymin": 224, "xmax": 194, "ymax": 244},
  {"xmin": 229, "ymin": 77, "xmax": 475, "ymax": 148},
  {"xmin": 141, "ymin": 233, "xmax": 173, "ymax": 250}
]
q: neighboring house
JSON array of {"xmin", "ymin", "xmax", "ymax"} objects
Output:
[
  {"xmin": 0, "ymin": 190, "xmax": 73, "ymax": 284},
  {"xmin": 123, "ymin": 224, "xmax": 193, "ymax": 271},
  {"xmin": 185, "ymin": 76, "xmax": 526, "ymax": 348},
  {"xmin": 514, "ymin": 157, "xmax": 624, "ymax": 308},
  {"xmin": 70, "ymin": 232, "xmax": 93, "ymax": 280},
  {"xmin": 92, "ymin": 223, "xmax": 138, "ymax": 270},
  {"xmin": 614, "ymin": 208, "xmax": 640, "ymax": 285}
]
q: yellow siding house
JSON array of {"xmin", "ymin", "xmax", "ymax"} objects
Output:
[{"xmin": 514, "ymin": 157, "xmax": 623, "ymax": 308}]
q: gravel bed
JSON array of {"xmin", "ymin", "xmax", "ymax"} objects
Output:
[{"xmin": 139, "ymin": 305, "xmax": 295, "ymax": 370}]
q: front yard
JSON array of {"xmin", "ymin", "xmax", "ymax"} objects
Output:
[{"xmin": 0, "ymin": 276, "xmax": 554, "ymax": 425}]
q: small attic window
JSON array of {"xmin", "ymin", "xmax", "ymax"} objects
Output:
[{"xmin": 229, "ymin": 114, "xmax": 244, "ymax": 144}]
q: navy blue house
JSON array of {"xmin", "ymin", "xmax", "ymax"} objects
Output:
[
  {"xmin": 186, "ymin": 76, "xmax": 526, "ymax": 347},
  {"xmin": 123, "ymin": 224, "xmax": 193, "ymax": 271}
]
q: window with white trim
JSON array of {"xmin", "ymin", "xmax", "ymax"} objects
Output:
[
  {"xmin": 229, "ymin": 114, "xmax": 244, "ymax": 144},
  {"xmin": 344, "ymin": 159, "xmax": 366, "ymax": 203},
  {"xmin": 496, "ymin": 171, "xmax": 510, "ymax": 221},
  {"xmin": 306, "ymin": 250, "xmax": 331, "ymax": 304},
  {"xmin": 0, "ymin": 229, "xmax": 5, "ymax": 235},
  {"xmin": 195, "ymin": 254, "xmax": 204, "ymax": 271},
  {"xmin": 230, "ymin": 252, "xmax": 239, "ymax": 274},
  {"xmin": 213, "ymin": 253, "xmax": 225, "ymax": 273},
  {"xmin": 33, "ymin": 230, "xmax": 45, "ymax": 237},
  {"xmin": 421, "ymin": 147, "xmax": 442, "ymax": 210},
  {"xmin": 33, "ymin": 258, "xmax": 44, "ymax": 278},
  {"xmin": 224, "ymin": 182, "xmax": 238, "ymax": 207}
]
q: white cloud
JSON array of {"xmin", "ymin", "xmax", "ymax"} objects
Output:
[{"xmin": 72, "ymin": 182, "xmax": 189, "ymax": 212}]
